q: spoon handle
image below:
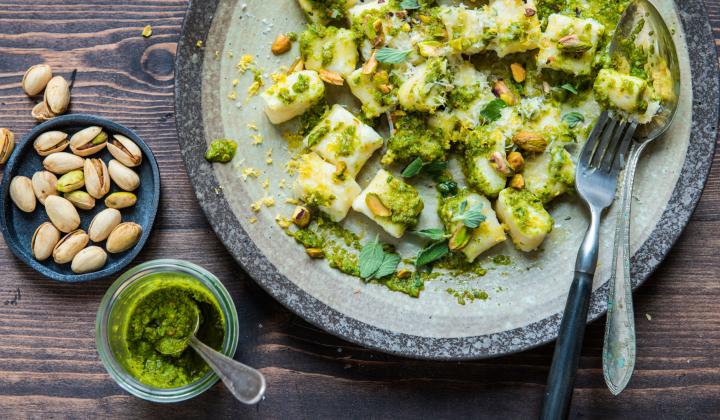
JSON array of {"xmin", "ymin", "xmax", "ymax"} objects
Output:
[
  {"xmin": 603, "ymin": 142, "xmax": 645, "ymax": 395},
  {"xmin": 189, "ymin": 336, "xmax": 266, "ymax": 404}
]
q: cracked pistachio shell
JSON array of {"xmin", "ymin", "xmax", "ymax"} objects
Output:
[
  {"xmin": 32, "ymin": 101, "xmax": 56, "ymax": 122},
  {"xmin": 0, "ymin": 128, "xmax": 15, "ymax": 164},
  {"xmin": 70, "ymin": 126, "xmax": 108, "ymax": 157},
  {"xmin": 52, "ymin": 229, "xmax": 89, "ymax": 264},
  {"xmin": 71, "ymin": 246, "xmax": 107, "ymax": 274},
  {"xmin": 56, "ymin": 169, "xmax": 85, "ymax": 193},
  {"xmin": 84, "ymin": 158, "xmax": 111, "ymax": 199},
  {"xmin": 104, "ymin": 192, "xmax": 137, "ymax": 209},
  {"xmin": 43, "ymin": 152, "xmax": 84, "ymax": 174},
  {"xmin": 108, "ymin": 159, "xmax": 140, "ymax": 191},
  {"xmin": 31, "ymin": 171, "xmax": 58, "ymax": 204},
  {"xmin": 44, "ymin": 76, "xmax": 70, "ymax": 115},
  {"xmin": 45, "ymin": 195, "xmax": 80, "ymax": 233},
  {"xmin": 32, "ymin": 222, "xmax": 60, "ymax": 261},
  {"xmin": 22, "ymin": 64, "xmax": 53, "ymax": 96},
  {"xmin": 64, "ymin": 190, "xmax": 95, "ymax": 210},
  {"xmin": 88, "ymin": 208, "xmax": 121, "ymax": 242},
  {"xmin": 10, "ymin": 176, "xmax": 36, "ymax": 213},
  {"xmin": 34, "ymin": 131, "xmax": 69, "ymax": 156},
  {"xmin": 107, "ymin": 134, "xmax": 142, "ymax": 167},
  {"xmin": 106, "ymin": 222, "xmax": 142, "ymax": 254}
]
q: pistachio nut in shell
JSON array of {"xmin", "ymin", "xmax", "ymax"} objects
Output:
[
  {"xmin": 44, "ymin": 76, "xmax": 70, "ymax": 115},
  {"xmin": 10, "ymin": 176, "xmax": 36, "ymax": 213},
  {"xmin": 45, "ymin": 195, "xmax": 80, "ymax": 233},
  {"xmin": 108, "ymin": 159, "xmax": 140, "ymax": 191},
  {"xmin": 0, "ymin": 128, "xmax": 15, "ymax": 164},
  {"xmin": 32, "ymin": 222, "xmax": 60, "ymax": 261},
  {"xmin": 33, "ymin": 131, "xmax": 68, "ymax": 157},
  {"xmin": 107, "ymin": 134, "xmax": 142, "ymax": 167},
  {"xmin": 84, "ymin": 158, "xmax": 110, "ymax": 199},
  {"xmin": 43, "ymin": 152, "xmax": 84, "ymax": 174},
  {"xmin": 56, "ymin": 169, "xmax": 85, "ymax": 193},
  {"xmin": 31, "ymin": 171, "xmax": 58, "ymax": 204},
  {"xmin": 106, "ymin": 222, "xmax": 142, "ymax": 254},
  {"xmin": 52, "ymin": 229, "xmax": 89, "ymax": 264},
  {"xmin": 64, "ymin": 190, "xmax": 96, "ymax": 210},
  {"xmin": 88, "ymin": 208, "xmax": 121, "ymax": 242},
  {"xmin": 22, "ymin": 64, "xmax": 53, "ymax": 96},
  {"xmin": 32, "ymin": 101, "xmax": 56, "ymax": 122},
  {"xmin": 105, "ymin": 192, "xmax": 137, "ymax": 209},
  {"xmin": 71, "ymin": 246, "xmax": 108, "ymax": 274},
  {"xmin": 70, "ymin": 126, "xmax": 108, "ymax": 157}
]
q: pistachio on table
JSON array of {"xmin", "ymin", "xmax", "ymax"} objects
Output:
[
  {"xmin": 45, "ymin": 195, "xmax": 80, "ymax": 233},
  {"xmin": 88, "ymin": 208, "xmax": 121, "ymax": 242},
  {"xmin": 22, "ymin": 64, "xmax": 53, "ymax": 96},
  {"xmin": 71, "ymin": 246, "xmax": 108, "ymax": 274},
  {"xmin": 84, "ymin": 158, "xmax": 110, "ymax": 199},
  {"xmin": 0, "ymin": 128, "xmax": 15, "ymax": 164},
  {"xmin": 44, "ymin": 76, "xmax": 70, "ymax": 116},
  {"xmin": 108, "ymin": 134, "xmax": 142, "ymax": 167},
  {"xmin": 31, "ymin": 171, "xmax": 58, "ymax": 204},
  {"xmin": 106, "ymin": 222, "xmax": 142, "ymax": 254},
  {"xmin": 56, "ymin": 169, "xmax": 85, "ymax": 193},
  {"xmin": 43, "ymin": 152, "xmax": 84, "ymax": 174},
  {"xmin": 32, "ymin": 101, "xmax": 56, "ymax": 122},
  {"xmin": 70, "ymin": 126, "xmax": 108, "ymax": 157},
  {"xmin": 34, "ymin": 131, "xmax": 69, "ymax": 156},
  {"xmin": 9, "ymin": 176, "xmax": 36, "ymax": 213},
  {"xmin": 105, "ymin": 192, "xmax": 137, "ymax": 209},
  {"xmin": 108, "ymin": 159, "xmax": 140, "ymax": 191},
  {"xmin": 64, "ymin": 190, "xmax": 95, "ymax": 210},
  {"xmin": 32, "ymin": 222, "xmax": 60, "ymax": 261},
  {"xmin": 52, "ymin": 229, "xmax": 89, "ymax": 264}
]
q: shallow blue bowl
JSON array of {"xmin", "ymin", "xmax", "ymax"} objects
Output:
[{"xmin": 0, "ymin": 114, "xmax": 160, "ymax": 282}]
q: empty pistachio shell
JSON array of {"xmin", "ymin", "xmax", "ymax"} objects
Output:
[
  {"xmin": 106, "ymin": 222, "xmax": 142, "ymax": 253},
  {"xmin": 105, "ymin": 192, "xmax": 137, "ymax": 209},
  {"xmin": 0, "ymin": 128, "xmax": 15, "ymax": 164},
  {"xmin": 71, "ymin": 246, "xmax": 107, "ymax": 274},
  {"xmin": 108, "ymin": 159, "xmax": 140, "ymax": 191},
  {"xmin": 32, "ymin": 101, "xmax": 56, "ymax": 122},
  {"xmin": 45, "ymin": 195, "xmax": 80, "ymax": 233},
  {"xmin": 34, "ymin": 131, "xmax": 69, "ymax": 156},
  {"xmin": 88, "ymin": 208, "xmax": 121, "ymax": 242},
  {"xmin": 64, "ymin": 190, "xmax": 95, "ymax": 210},
  {"xmin": 43, "ymin": 152, "xmax": 84, "ymax": 174},
  {"xmin": 32, "ymin": 222, "xmax": 61, "ymax": 261},
  {"xmin": 84, "ymin": 158, "xmax": 111, "ymax": 199},
  {"xmin": 69, "ymin": 126, "xmax": 108, "ymax": 157},
  {"xmin": 56, "ymin": 169, "xmax": 85, "ymax": 193},
  {"xmin": 44, "ymin": 76, "xmax": 70, "ymax": 115},
  {"xmin": 22, "ymin": 64, "xmax": 53, "ymax": 96},
  {"xmin": 10, "ymin": 176, "xmax": 36, "ymax": 213},
  {"xmin": 31, "ymin": 171, "xmax": 58, "ymax": 204},
  {"xmin": 52, "ymin": 229, "xmax": 89, "ymax": 264},
  {"xmin": 107, "ymin": 134, "xmax": 142, "ymax": 167}
]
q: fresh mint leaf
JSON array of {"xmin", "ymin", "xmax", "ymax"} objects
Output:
[
  {"xmin": 560, "ymin": 83, "xmax": 578, "ymax": 95},
  {"xmin": 359, "ymin": 236, "xmax": 384, "ymax": 279},
  {"xmin": 480, "ymin": 99, "xmax": 508, "ymax": 123},
  {"xmin": 401, "ymin": 157, "xmax": 424, "ymax": 178},
  {"xmin": 416, "ymin": 241, "xmax": 449, "ymax": 267},
  {"xmin": 400, "ymin": 0, "xmax": 420, "ymax": 9},
  {"xmin": 562, "ymin": 111, "xmax": 585, "ymax": 128},
  {"xmin": 374, "ymin": 253, "xmax": 401, "ymax": 279},
  {"xmin": 452, "ymin": 202, "xmax": 486, "ymax": 229},
  {"xmin": 422, "ymin": 161, "xmax": 448, "ymax": 175},
  {"xmin": 376, "ymin": 47, "xmax": 413, "ymax": 64},
  {"xmin": 414, "ymin": 229, "xmax": 449, "ymax": 241}
]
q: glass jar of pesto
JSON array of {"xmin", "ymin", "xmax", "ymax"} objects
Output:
[{"xmin": 95, "ymin": 259, "xmax": 239, "ymax": 402}]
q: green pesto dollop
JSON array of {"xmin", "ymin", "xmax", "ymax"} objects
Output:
[
  {"xmin": 382, "ymin": 113, "xmax": 448, "ymax": 165},
  {"xmin": 379, "ymin": 174, "xmax": 424, "ymax": 227},
  {"xmin": 204, "ymin": 139, "xmax": 237, "ymax": 163},
  {"xmin": 120, "ymin": 274, "xmax": 225, "ymax": 389}
]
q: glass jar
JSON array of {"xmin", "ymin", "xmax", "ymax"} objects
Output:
[{"xmin": 95, "ymin": 259, "xmax": 239, "ymax": 403}]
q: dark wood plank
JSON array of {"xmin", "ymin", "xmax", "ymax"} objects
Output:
[{"xmin": 0, "ymin": 1, "xmax": 719, "ymax": 418}]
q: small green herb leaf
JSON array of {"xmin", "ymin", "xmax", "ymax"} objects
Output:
[
  {"xmin": 359, "ymin": 237, "xmax": 384, "ymax": 279},
  {"xmin": 401, "ymin": 157, "xmax": 424, "ymax": 178},
  {"xmin": 437, "ymin": 180, "xmax": 458, "ymax": 197},
  {"xmin": 480, "ymin": 99, "xmax": 508, "ymax": 123},
  {"xmin": 374, "ymin": 253, "xmax": 401, "ymax": 279},
  {"xmin": 562, "ymin": 111, "xmax": 585, "ymax": 128},
  {"xmin": 452, "ymin": 202, "xmax": 486, "ymax": 229},
  {"xmin": 400, "ymin": 0, "xmax": 420, "ymax": 10},
  {"xmin": 415, "ymin": 229, "xmax": 449, "ymax": 241},
  {"xmin": 376, "ymin": 47, "xmax": 413, "ymax": 64},
  {"xmin": 423, "ymin": 161, "xmax": 448, "ymax": 175},
  {"xmin": 416, "ymin": 241, "xmax": 450, "ymax": 267},
  {"xmin": 560, "ymin": 83, "xmax": 578, "ymax": 95}
]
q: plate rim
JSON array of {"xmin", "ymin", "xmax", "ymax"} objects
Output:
[{"xmin": 174, "ymin": 0, "xmax": 719, "ymax": 360}]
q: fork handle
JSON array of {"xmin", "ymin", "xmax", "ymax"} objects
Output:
[{"xmin": 541, "ymin": 207, "xmax": 602, "ymax": 420}]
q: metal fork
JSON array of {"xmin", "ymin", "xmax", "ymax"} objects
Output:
[{"xmin": 541, "ymin": 111, "xmax": 637, "ymax": 420}]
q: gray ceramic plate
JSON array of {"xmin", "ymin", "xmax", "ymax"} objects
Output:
[{"xmin": 175, "ymin": 0, "xmax": 719, "ymax": 359}]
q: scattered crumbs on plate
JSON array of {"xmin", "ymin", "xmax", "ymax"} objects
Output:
[
  {"xmin": 251, "ymin": 134, "xmax": 263, "ymax": 145},
  {"xmin": 236, "ymin": 55, "xmax": 254, "ymax": 73},
  {"xmin": 285, "ymin": 197, "xmax": 299, "ymax": 205},
  {"xmin": 265, "ymin": 148, "xmax": 273, "ymax": 165},
  {"xmin": 227, "ymin": 51, "xmax": 235, "ymax": 59},
  {"xmin": 196, "ymin": 40, "xmax": 203, "ymax": 48},
  {"xmin": 285, "ymin": 158, "xmax": 299, "ymax": 175},
  {"xmin": 232, "ymin": 78, "xmax": 240, "ymax": 87},
  {"xmin": 142, "ymin": 25, "xmax": 152, "ymax": 38},
  {"xmin": 645, "ymin": 313, "xmax": 652, "ymax": 321},
  {"xmin": 214, "ymin": 50, "xmax": 221, "ymax": 59},
  {"xmin": 227, "ymin": 90, "xmax": 237, "ymax": 100},
  {"xmin": 279, "ymin": 179, "xmax": 287, "ymax": 189},
  {"xmin": 249, "ymin": 217, "xmax": 258, "ymax": 224},
  {"xmin": 262, "ymin": 178, "xmax": 270, "ymax": 189},
  {"xmin": 250, "ymin": 196, "xmax": 275, "ymax": 212},
  {"xmin": 275, "ymin": 214, "xmax": 292, "ymax": 228},
  {"xmin": 241, "ymin": 167, "xmax": 261, "ymax": 180},
  {"xmin": 247, "ymin": 122, "xmax": 258, "ymax": 131}
]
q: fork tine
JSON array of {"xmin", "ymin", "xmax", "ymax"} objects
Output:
[
  {"xmin": 600, "ymin": 120, "xmax": 629, "ymax": 171},
  {"xmin": 610, "ymin": 121, "xmax": 638, "ymax": 175},
  {"xmin": 579, "ymin": 111, "xmax": 609, "ymax": 165},
  {"xmin": 590, "ymin": 117, "xmax": 620, "ymax": 168}
]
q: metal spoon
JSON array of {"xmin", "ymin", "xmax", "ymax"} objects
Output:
[
  {"xmin": 157, "ymin": 309, "xmax": 267, "ymax": 404},
  {"xmin": 603, "ymin": 0, "xmax": 680, "ymax": 395}
]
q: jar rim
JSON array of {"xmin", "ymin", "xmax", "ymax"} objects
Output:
[{"xmin": 95, "ymin": 259, "xmax": 239, "ymax": 403}]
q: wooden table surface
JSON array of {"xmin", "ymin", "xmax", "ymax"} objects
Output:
[{"xmin": 0, "ymin": 1, "xmax": 718, "ymax": 418}]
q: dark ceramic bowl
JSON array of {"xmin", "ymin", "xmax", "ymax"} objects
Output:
[{"xmin": 0, "ymin": 114, "xmax": 160, "ymax": 282}]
